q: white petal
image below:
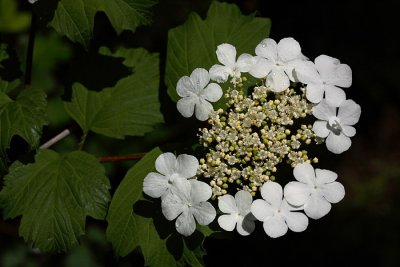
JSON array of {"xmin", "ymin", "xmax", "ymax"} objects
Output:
[
  {"xmin": 324, "ymin": 85, "xmax": 346, "ymax": 107},
  {"xmin": 305, "ymin": 83, "xmax": 324, "ymax": 104},
  {"xmin": 170, "ymin": 177, "xmax": 191, "ymax": 202},
  {"xmin": 331, "ymin": 63, "xmax": 352, "ymax": 87},
  {"xmin": 194, "ymin": 98, "xmax": 213, "ymax": 121},
  {"xmin": 283, "ymin": 59, "xmax": 304, "ymax": 82},
  {"xmin": 304, "ymin": 195, "xmax": 331, "ymax": 219},
  {"xmin": 326, "ymin": 133, "xmax": 351, "ymax": 154},
  {"xmin": 342, "ymin": 125, "xmax": 356, "ymax": 137},
  {"xmin": 177, "ymin": 76, "xmax": 196, "ymax": 97},
  {"xmin": 143, "ymin": 172, "xmax": 169, "ymax": 198},
  {"xmin": 295, "ymin": 61, "xmax": 321, "ymax": 84},
  {"xmin": 235, "ymin": 190, "xmax": 253, "ymax": 215},
  {"xmin": 315, "ymin": 169, "xmax": 338, "ymax": 184},
  {"xmin": 312, "ymin": 99, "xmax": 336, "ymax": 121},
  {"xmin": 337, "ymin": 99, "xmax": 361, "ymax": 126},
  {"xmin": 266, "ymin": 68, "xmax": 290, "ymax": 92},
  {"xmin": 312, "ymin": 120, "xmax": 330, "ymax": 138},
  {"xmin": 190, "ymin": 68, "xmax": 210, "ymax": 90},
  {"xmin": 255, "ymin": 38, "xmax": 277, "ymax": 60},
  {"xmin": 260, "ymin": 181, "xmax": 283, "ymax": 208},
  {"xmin": 218, "ymin": 214, "xmax": 238, "ymax": 231},
  {"xmin": 176, "ymin": 209, "xmax": 196, "ymax": 236},
  {"xmin": 293, "ymin": 163, "xmax": 316, "ymax": 185},
  {"xmin": 176, "ymin": 154, "xmax": 199, "ymax": 179},
  {"xmin": 321, "ymin": 182, "xmax": 345, "ymax": 203},
  {"xmin": 155, "ymin": 152, "xmax": 177, "ymax": 176},
  {"xmin": 251, "ymin": 199, "xmax": 274, "ymax": 221},
  {"xmin": 219, "ymin": 194, "xmax": 238, "ymax": 214},
  {"xmin": 209, "ymin": 64, "xmax": 231, "ymax": 83},
  {"xmin": 162, "ymin": 193, "xmax": 185, "ymax": 220},
  {"xmin": 236, "ymin": 216, "xmax": 255, "ymax": 236},
  {"xmin": 235, "ymin": 53, "xmax": 253, "ymax": 72},
  {"xmin": 177, "ymin": 96, "xmax": 196, "ymax": 118},
  {"xmin": 315, "ymin": 55, "xmax": 340, "ymax": 80},
  {"xmin": 277, "ymin": 37, "xmax": 302, "ymax": 62},
  {"xmin": 190, "ymin": 180, "xmax": 212, "ymax": 203},
  {"xmin": 249, "ymin": 56, "xmax": 273, "ymax": 78},
  {"xmin": 316, "ymin": 55, "xmax": 352, "ymax": 87},
  {"xmin": 216, "ymin": 43, "xmax": 237, "ymax": 67},
  {"xmin": 284, "ymin": 181, "xmax": 311, "ymax": 207},
  {"xmin": 191, "ymin": 201, "xmax": 216, "ymax": 225},
  {"xmin": 201, "ymin": 83, "xmax": 223, "ymax": 102},
  {"xmin": 282, "ymin": 210, "xmax": 308, "ymax": 232},
  {"xmin": 263, "ymin": 215, "xmax": 288, "ymax": 238}
]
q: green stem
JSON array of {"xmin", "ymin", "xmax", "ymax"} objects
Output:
[
  {"xmin": 24, "ymin": 12, "xmax": 36, "ymax": 88},
  {"xmin": 78, "ymin": 132, "xmax": 88, "ymax": 150}
]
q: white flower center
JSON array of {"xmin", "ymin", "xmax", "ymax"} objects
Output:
[
  {"xmin": 168, "ymin": 173, "xmax": 180, "ymax": 184},
  {"xmin": 328, "ymin": 117, "xmax": 342, "ymax": 135}
]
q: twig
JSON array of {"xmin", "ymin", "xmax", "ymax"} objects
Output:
[
  {"xmin": 99, "ymin": 153, "xmax": 146, "ymax": 163},
  {"xmin": 78, "ymin": 132, "xmax": 88, "ymax": 150},
  {"xmin": 40, "ymin": 129, "xmax": 71, "ymax": 149},
  {"xmin": 24, "ymin": 12, "xmax": 36, "ymax": 88}
]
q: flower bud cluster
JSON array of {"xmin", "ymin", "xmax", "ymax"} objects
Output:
[{"xmin": 198, "ymin": 81, "xmax": 318, "ymax": 198}]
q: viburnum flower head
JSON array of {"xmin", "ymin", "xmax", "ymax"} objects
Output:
[
  {"xmin": 284, "ymin": 163, "xmax": 345, "ymax": 219},
  {"xmin": 162, "ymin": 179, "xmax": 216, "ymax": 236},
  {"xmin": 295, "ymin": 55, "xmax": 352, "ymax": 107},
  {"xmin": 251, "ymin": 182, "xmax": 308, "ymax": 238},
  {"xmin": 218, "ymin": 190, "xmax": 256, "ymax": 236},
  {"xmin": 209, "ymin": 43, "xmax": 253, "ymax": 83},
  {"xmin": 312, "ymin": 99, "xmax": 361, "ymax": 154},
  {"xmin": 249, "ymin": 37, "xmax": 306, "ymax": 92},
  {"xmin": 143, "ymin": 152, "xmax": 199, "ymax": 199},
  {"xmin": 176, "ymin": 68, "xmax": 223, "ymax": 121}
]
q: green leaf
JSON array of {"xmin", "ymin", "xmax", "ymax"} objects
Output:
[
  {"xmin": 0, "ymin": 88, "xmax": 47, "ymax": 151},
  {"xmin": 50, "ymin": 0, "xmax": 157, "ymax": 49},
  {"xmin": 165, "ymin": 1, "xmax": 271, "ymax": 102},
  {"xmin": 106, "ymin": 148, "xmax": 175, "ymax": 262},
  {"xmin": 0, "ymin": 44, "xmax": 20, "ymax": 94},
  {"xmin": 0, "ymin": 149, "xmax": 111, "ymax": 252},
  {"xmin": 0, "ymin": 0, "xmax": 31, "ymax": 33},
  {"xmin": 64, "ymin": 47, "xmax": 163, "ymax": 139}
]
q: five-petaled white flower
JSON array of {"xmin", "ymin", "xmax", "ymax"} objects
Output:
[
  {"xmin": 249, "ymin": 37, "xmax": 306, "ymax": 92},
  {"xmin": 284, "ymin": 163, "xmax": 345, "ymax": 219},
  {"xmin": 176, "ymin": 68, "xmax": 223, "ymax": 121},
  {"xmin": 251, "ymin": 181, "xmax": 308, "ymax": 238},
  {"xmin": 143, "ymin": 152, "xmax": 199, "ymax": 199},
  {"xmin": 218, "ymin": 190, "xmax": 256, "ymax": 236},
  {"xmin": 209, "ymin": 43, "xmax": 253, "ymax": 83},
  {"xmin": 312, "ymin": 99, "xmax": 361, "ymax": 154},
  {"xmin": 162, "ymin": 179, "xmax": 216, "ymax": 236},
  {"xmin": 295, "ymin": 55, "xmax": 352, "ymax": 107}
]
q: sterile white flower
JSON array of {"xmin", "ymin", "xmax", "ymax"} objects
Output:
[
  {"xmin": 249, "ymin": 37, "xmax": 306, "ymax": 92},
  {"xmin": 284, "ymin": 163, "xmax": 345, "ymax": 220},
  {"xmin": 143, "ymin": 152, "xmax": 199, "ymax": 199},
  {"xmin": 218, "ymin": 190, "xmax": 256, "ymax": 236},
  {"xmin": 251, "ymin": 181, "xmax": 308, "ymax": 238},
  {"xmin": 295, "ymin": 55, "xmax": 352, "ymax": 107},
  {"xmin": 209, "ymin": 43, "xmax": 253, "ymax": 83},
  {"xmin": 312, "ymin": 99, "xmax": 361, "ymax": 154},
  {"xmin": 162, "ymin": 179, "xmax": 216, "ymax": 236},
  {"xmin": 176, "ymin": 68, "xmax": 223, "ymax": 121}
]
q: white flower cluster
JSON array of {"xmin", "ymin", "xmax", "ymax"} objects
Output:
[{"xmin": 142, "ymin": 37, "xmax": 361, "ymax": 239}]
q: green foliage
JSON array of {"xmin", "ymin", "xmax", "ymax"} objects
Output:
[
  {"xmin": 50, "ymin": 0, "xmax": 157, "ymax": 49},
  {"xmin": 64, "ymin": 47, "xmax": 163, "ymax": 139},
  {"xmin": 0, "ymin": 149, "xmax": 111, "ymax": 253},
  {"xmin": 165, "ymin": 1, "xmax": 271, "ymax": 102},
  {"xmin": 0, "ymin": 0, "xmax": 31, "ymax": 33},
  {"xmin": 0, "ymin": 88, "xmax": 47, "ymax": 151},
  {"xmin": 106, "ymin": 147, "xmax": 207, "ymax": 266},
  {"xmin": 0, "ymin": 44, "xmax": 20, "ymax": 94}
]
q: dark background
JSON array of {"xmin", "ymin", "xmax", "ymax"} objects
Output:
[{"xmin": 1, "ymin": 0, "xmax": 400, "ymax": 266}]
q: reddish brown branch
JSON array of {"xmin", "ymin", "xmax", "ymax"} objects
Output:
[{"xmin": 99, "ymin": 153, "xmax": 146, "ymax": 163}]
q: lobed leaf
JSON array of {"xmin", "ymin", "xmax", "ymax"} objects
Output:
[
  {"xmin": 0, "ymin": 149, "xmax": 111, "ymax": 252},
  {"xmin": 49, "ymin": 0, "xmax": 157, "ymax": 49},
  {"xmin": 165, "ymin": 1, "xmax": 271, "ymax": 102},
  {"xmin": 64, "ymin": 47, "xmax": 163, "ymax": 139}
]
